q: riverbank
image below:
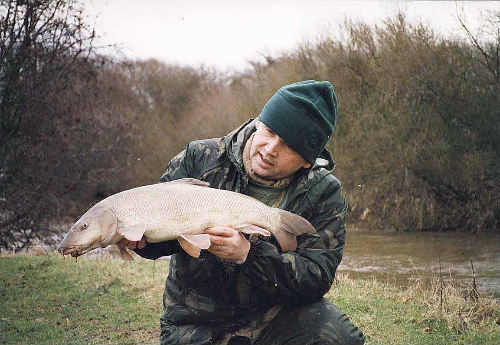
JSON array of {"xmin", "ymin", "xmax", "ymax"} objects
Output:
[{"xmin": 1, "ymin": 254, "xmax": 498, "ymax": 345}]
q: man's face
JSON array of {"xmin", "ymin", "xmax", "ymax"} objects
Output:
[{"xmin": 249, "ymin": 121, "xmax": 312, "ymax": 180}]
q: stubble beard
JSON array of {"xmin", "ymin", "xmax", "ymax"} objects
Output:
[{"xmin": 250, "ymin": 154, "xmax": 279, "ymax": 181}]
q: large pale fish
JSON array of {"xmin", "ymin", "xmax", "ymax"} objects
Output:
[{"xmin": 58, "ymin": 178, "xmax": 316, "ymax": 260}]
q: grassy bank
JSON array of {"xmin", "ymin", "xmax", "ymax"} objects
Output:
[{"xmin": 1, "ymin": 254, "xmax": 498, "ymax": 345}]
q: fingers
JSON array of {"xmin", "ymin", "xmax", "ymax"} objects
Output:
[
  {"xmin": 207, "ymin": 232, "xmax": 245, "ymax": 252},
  {"xmin": 117, "ymin": 238, "xmax": 128, "ymax": 250},
  {"xmin": 137, "ymin": 236, "xmax": 147, "ymax": 249},
  {"xmin": 117, "ymin": 236, "xmax": 147, "ymax": 250},
  {"xmin": 207, "ymin": 241, "xmax": 233, "ymax": 256},
  {"xmin": 205, "ymin": 227, "xmax": 237, "ymax": 249},
  {"xmin": 209, "ymin": 235, "xmax": 231, "ymax": 247},
  {"xmin": 206, "ymin": 227, "xmax": 245, "ymax": 251},
  {"xmin": 207, "ymin": 232, "xmax": 250, "ymax": 264}
]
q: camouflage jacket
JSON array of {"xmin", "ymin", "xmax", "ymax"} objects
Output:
[{"xmin": 134, "ymin": 119, "xmax": 348, "ymax": 328}]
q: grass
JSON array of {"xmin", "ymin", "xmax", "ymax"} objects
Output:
[
  {"xmin": 327, "ymin": 274, "xmax": 499, "ymax": 345},
  {"xmin": 1, "ymin": 254, "xmax": 498, "ymax": 345},
  {"xmin": 0, "ymin": 254, "xmax": 167, "ymax": 345}
]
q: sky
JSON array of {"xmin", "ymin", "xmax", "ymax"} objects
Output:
[{"xmin": 86, "ymin": 0, "xmax": 500, "ymax": 72}]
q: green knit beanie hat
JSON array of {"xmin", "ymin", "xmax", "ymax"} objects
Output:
[{"xmin": 258, "ymin": 80, "xmax": 338, "ymax": 164}]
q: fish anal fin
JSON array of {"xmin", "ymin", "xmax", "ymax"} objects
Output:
[
  {"xmin": 117, "ymin": 223, "xmax": 146, "ymax": 242},
  {"xmin": 169, "ymin": 178, "xmax": 210, "ymax": 187},
  {"xmin": 237, "ymin": 225, "xmax": 271, "ymax": 237},
  {"xmin": 119, "ymin": 247, "xmax": 135, "ymax": 261},
  {"xmin": 178, "ymin": 238, "xmax": 201, "ymax": 258}
]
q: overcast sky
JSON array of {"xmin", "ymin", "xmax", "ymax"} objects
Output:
[{"xmin": 86, "ymin": 0, "xmax": 499, "ymax": 72}]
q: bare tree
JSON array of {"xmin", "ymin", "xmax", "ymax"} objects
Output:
[
  {"xmin": 0, "ymin": 0, "xmax": 94, "ymax": 150},
  {"xmin": 0, "ymin": 0, "xmax": 95, "ymax": 250}
]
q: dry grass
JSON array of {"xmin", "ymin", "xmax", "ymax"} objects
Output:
[
  {"xmin": 414, "ymin": 276, "xmax": 499, "ymax": 333},
  {"xmin": 330, "ymin": 272, "xmax": 499, "ymax": 344}
]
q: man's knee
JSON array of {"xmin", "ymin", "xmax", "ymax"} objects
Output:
[
  {"xmin": 257, "ymin": 299, "xmax": 365, "ymax": 345},
  {"xmin": 304, "ymin": 300, "xmax": 365, "ymax": 345},
  {"xmin": 326, "ymin": 309, "xmax": 366, "ymax": 345}
]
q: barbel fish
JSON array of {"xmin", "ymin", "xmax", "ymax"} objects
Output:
[{"xmin": 57, "ymin": 178, "xmax": 316, "ymax": 260}]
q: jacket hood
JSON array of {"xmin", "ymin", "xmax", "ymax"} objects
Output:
[{"xmin": 223, "ymin": 119, "xmax": 336, "ymax": 186}]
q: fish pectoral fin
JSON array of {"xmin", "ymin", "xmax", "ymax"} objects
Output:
[
  {"xmin": 117, "ymin": 223, "xmax": 146, "ymax": 242},
  {"xmin": 119, "ymin": 247, "xmax": 135, "ymax": 261},
  {"xmin": 237, "ymin": 225, "xmax": 271, "ymax": 237},
  {"xmin": 169, "ymin": 178, "xmax": 210, "ymax": 187}
]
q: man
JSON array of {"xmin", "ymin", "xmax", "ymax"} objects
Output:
[{"xmin": 122, "ymin": 80, "xmax": 365, "ymax": 345}]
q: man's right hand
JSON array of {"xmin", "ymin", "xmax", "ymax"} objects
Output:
[{"xmin": 117, "ymin": 236, "xmax": 147, "ymax": 250}]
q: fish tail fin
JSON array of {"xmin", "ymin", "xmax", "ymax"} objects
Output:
[
  {"xmin": 273, "ymin": 209, "xmax": 316, "ymax": 252},
  {"xmin": 276, "ymin": 209, "xmax": 316, "ymax": 235}
]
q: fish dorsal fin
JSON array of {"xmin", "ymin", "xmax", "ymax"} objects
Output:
[
  {"xmin": 119, "ymin": 246, "xmax": 135, "ymax": 261},
  {"xmin": 237, "ymin": 225, "xmax": 271, "ymax": 237},
  {"xmin": 117, "ymin": 223, "xmax": 146, "ymax": 242},
  {"xmin": 169, "ymin": 178, "xmax": 210, "ymax": 187},
  {"xmin": 178, "ymin": 233, "xmax": 211, "ymax": 258}
]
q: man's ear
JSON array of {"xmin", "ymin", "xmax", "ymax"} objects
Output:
[{"xmin": 302, "ymin": 162, "xmax": 312, "ymax": 169}]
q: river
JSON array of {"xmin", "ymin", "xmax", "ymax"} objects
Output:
[{"xmin": 338, "ymin": 231, "xmax": 500, "ymax": 297}]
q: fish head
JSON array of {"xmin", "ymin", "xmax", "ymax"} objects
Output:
[{"xmin": 58, "ymin": 207, "xmax": 118, "ymax": 257}]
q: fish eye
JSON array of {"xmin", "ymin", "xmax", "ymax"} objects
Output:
[{"xmin": 81, "ymin": 223, "xmax": 88, "ymax": 229}]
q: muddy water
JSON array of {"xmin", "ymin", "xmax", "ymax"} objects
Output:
[{"xmin": 339, "ymin": 232, "xmax": 500, "ymax": 297}]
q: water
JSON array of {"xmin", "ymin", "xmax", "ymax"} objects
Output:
[{"xmin": 339, "ymin": 231, "xmax": 500, "ymax": 297}]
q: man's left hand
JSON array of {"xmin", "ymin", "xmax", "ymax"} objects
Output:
[{"xmin": 206, "ymin": 226, "xmax": 250, "ymax": 264}]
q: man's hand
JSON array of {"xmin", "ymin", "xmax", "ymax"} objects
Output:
[
  {"xmin": 206, "ymin": 226, "xmax": 250, "ymax": 264},
  {"xmin": 117, "ymin": 236, "xmax": 147, "ymax": 250}
]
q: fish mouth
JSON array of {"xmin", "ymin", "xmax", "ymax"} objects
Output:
[
  {"xmin": 258, "ymin": 152, "xmax": 275, "ymax": 167},
  {"xmin": 59, "ymin": 245, "xmax": 98, "ymax": 257}
]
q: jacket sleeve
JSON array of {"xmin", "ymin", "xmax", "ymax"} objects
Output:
[
  {"xmin": 240, "ymin": 179, "xmax": 347, "ymax": 304},
  {"xmin": 159, "ymin": 143, "xmax": 195, "ymax": 182},
  {"xmin": 133, "ymin": 145, "xmax": 194, "ymax": 259}
]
